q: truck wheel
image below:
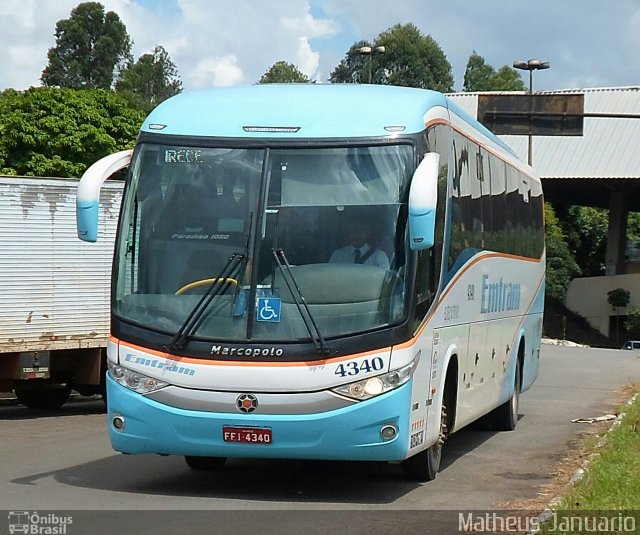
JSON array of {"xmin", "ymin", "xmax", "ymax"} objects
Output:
[
  {"xmin": 185, "ymin": 456, "xmax": 226, "ymax": 471},
  {"xmin": 14, "ymin": 382, "xmax": 72, "ymax": 410}
]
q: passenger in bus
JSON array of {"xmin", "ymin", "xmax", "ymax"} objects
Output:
[{"xmin": 329, "ymin": 220, "xmax": 390, "ymax": 269}]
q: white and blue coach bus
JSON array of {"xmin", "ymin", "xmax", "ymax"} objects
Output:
[{"xmin": 77, "ymin": 84, "xmax": 544, "ymax": 481}]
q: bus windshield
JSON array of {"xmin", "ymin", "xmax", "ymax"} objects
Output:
[{"xmin": 114, "ymin": 142, "xmax": 413, "ymax": 344}]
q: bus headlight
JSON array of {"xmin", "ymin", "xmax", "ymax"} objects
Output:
[
  {"xmin": 107, "ymin": 361, "xmax": 169, "ymax": 394},
  {"xmin": 332, "ymin": 354, "xmax": 420, "ymax": 401}
]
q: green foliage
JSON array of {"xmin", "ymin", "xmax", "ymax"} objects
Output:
[
  {"xmin": 115, "ymin": 45, "xmax": 182, "ymax": 112},
  {"xmin": 463, "ymin": 51, "xmax": 526, "ymax": 91},
  {"xmin": 607, "ymin": 287, "xmax": 630, "ymax": 308},
  {"xmin": 376, "ymin": 24, "xmax": 453, "ymax": 91},
  {"xmin": 41, "ymin": 2, "xmax": 132, "ymax": 89},
  {"xmin": 627, "ymin": 212, "xmax": 640, "ymax": 240},
  {"xmin": 625, "ymin": 307, "xmax": 640, "ymax": 332},
  {"xmin": 331, "ymin": 24, "xmax": 454, "ymax": 91},
  {"xmin": 490, "ymin": 66, "xmax": 527, "ymax": 91},
  {"xmin": 561, "ymin": 206, "xmax": 608, "ymax": 276},
  {"xmin": 463, "ymin": 52, "xmax": 495, "ymax": 91},
  {"xmin": 544, "ymin": 203, "xmax": 581, "ymax": 303},
  {"xmin": 329, "ymin": 41, "xmax": 373, "ymax": 84},
  {"xmin": 0, "ymin": 87, "xmax": 145, "ymax": 177},
  {"xmin": 258, "ymin": 61, "xmax": 310, "ymax": 84},
  {"xmin": 545, "ymin": 388, "xmax": 640, "ymax": 517}
]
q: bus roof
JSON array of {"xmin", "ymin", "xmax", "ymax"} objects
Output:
[{"xmin": 141, "ymin": 84, "xmax": 451, "ymax": 139}]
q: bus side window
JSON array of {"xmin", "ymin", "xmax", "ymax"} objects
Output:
[
  {"xmin": 415, "ymin": 248, "xmax": 434, "ymax": 322},
  {"xmin": 448, "ymin": 134, "xmax": 470, "ymax": 269}
]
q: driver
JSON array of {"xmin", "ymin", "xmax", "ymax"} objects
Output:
[{"xmin": 329, "ymin": 220, "xmax": 389, "ymax": 269}]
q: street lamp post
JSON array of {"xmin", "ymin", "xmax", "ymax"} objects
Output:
[
  {"xmin": 513, "ymin": 59, "xmax": 550, "ymax": 165},
  {"xmin": 358, "ymin": 46, "xmax": 386, "ymax": 84}
]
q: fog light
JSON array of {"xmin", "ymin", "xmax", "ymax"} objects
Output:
[
  {"xmin": 380, "ymin": 424, "xmax": 397, "ymax": 440},
  {"xmin": 113, "ymin": 415, "xmax": 125, "ymax": 430}
]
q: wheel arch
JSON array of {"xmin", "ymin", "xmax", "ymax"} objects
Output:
[{"xmin": 435, "ymin": 345, "xmax": 459, "ymax": 435}]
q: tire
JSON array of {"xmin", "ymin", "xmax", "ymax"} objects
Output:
[
  {"xmin": 14, "ymin": 382, "xmax": 72, "ymax": 410},
  {"xmin": 401, "ymin": 440, "xmax": 442, "ymax": 482},
  {"xmin": 184, "ymin": 456, "xmax": 227, "ymax": 471},
  {"xmin": 401, "ymin": 403, "xmax": 447, "ymax": 482},
  {"xmin": 487, "ymin": 360, "xmax": 521, "ymax": 431}
]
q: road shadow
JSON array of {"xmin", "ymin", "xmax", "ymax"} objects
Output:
[
  {"xmin": 0, "ymin": 397, "xmax": 106, "ymax": 420},
  {"xmin": 9, "ymin": 423, "xmax": 506, "ymax": 505}
]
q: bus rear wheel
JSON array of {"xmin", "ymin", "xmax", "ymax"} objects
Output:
[
  {"xmin": 184, "ymin": 456, "xmax": 227, "ymax": 471},
  {"xmin": 487, "ymin": 359, "xmax": 521, "ymax": 431}
]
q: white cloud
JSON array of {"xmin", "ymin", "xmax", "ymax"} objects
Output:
[
  {"xmin": 0, "ymin": 0, "xmax": 158, "ymax": 90},
  {"xmin": 190, "ymin": 55, "xmax": 245, "ymax": 88},
  {"xmin": 150, "ymin": 0, "xmax": 338, "ymax": 88},
  {"xmin": 3, "ymin": 44, "xmax": 46, "ymax": 90},
  {"xmin": 282, "ymin": 12, "xmax": 338, "ymax": 39},
  {"xmin": 0, "ymin": 0, "xmax": 338, "ymax": 90},
  {"xmin": 2, "ymin": 0, "xmax": 640, "ymax": 93},
  {"xmin": 0, "ymin": 1, "xmax": 76, "ymax": 89},
  {"xmin": 296, "ymin": 38, "xmax": 320, "ymax": 78}
]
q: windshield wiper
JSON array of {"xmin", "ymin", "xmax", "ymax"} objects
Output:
[
  {"xmin": 272, "ymin": 249, "xmax": 329, "ymax": 355},
  {"xmin": 169, "ymin": 213, "xmax": 254, "ymax": 351},
  {"xmin": 167, "ymin": 253, "xmax": 244, "ymax": 351}
]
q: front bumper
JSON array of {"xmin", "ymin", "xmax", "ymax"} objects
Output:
[{"xmin": 107, "ymin": 375, "xmax": 412, "ymax": 462}]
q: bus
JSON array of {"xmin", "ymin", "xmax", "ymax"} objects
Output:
[{"xmin": 77, "ymin": 84, "xmax": 544, "ymax": 481}]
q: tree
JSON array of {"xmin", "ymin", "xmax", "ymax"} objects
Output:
[
  {"xmin": 41, "ymin": 2, "xmax": 132, "ymax": 89},
  {"xmin": 544, "ymin": 203, "xmax": 581, "ymax": 303},
  {"xmin": 463, "ymin": 52, "xmax": 495, "ymax": 92},
  {"xmin": 330, "ymin": 41, "xmax": 373, "ymax": 84},
  {"xmin": 331, "ymin": 24, "xmax": 454, "ymax": 92},
  {"xmin": 463, "ymin": 51, "xmax": 526, "ymax": 92},
  {"xmin": 607, "ymin": 288, "xmax": 630, "ymax": 309},
  {"xmin": 258, "ymin": 61, "xmax": 310, "ymax": 83},
  {"xmin": 491, "ymin": 66, "xmax": 527, "ymax": 91},
  {"xmin": 116, "ymin": 45, "xmax": 182, "ymax": 111},
  {"xmin": 625, "ymin": 307, "xmax": 640, "ymax": 334},
  {"xmin": 608, "ymin": 287, "xmax": 631, "ymax": 345},
  {"xmin": 627, "ymin": 212, "xmax": 640, "ymax": 240},
  {"xmin": 561, "ymin": 206, "xmax": 608, "ymax": 277},
  {"xmin": 0, "ymin": 87, "xmax": 145, "ymax": 177}
]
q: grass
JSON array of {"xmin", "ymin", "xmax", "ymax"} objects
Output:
[{"xmin": 542, "ymin": 386, "xmax": 640, "ymax": 533}]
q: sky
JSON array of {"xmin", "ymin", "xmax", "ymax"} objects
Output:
[{"xmin": 2, "ymin": 0, "xmax": 640, "ymax": 93}]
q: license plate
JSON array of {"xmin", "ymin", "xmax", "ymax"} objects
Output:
[{"xmin": 223, "ymin": 426, "xmax": 272, "ymax": 444}]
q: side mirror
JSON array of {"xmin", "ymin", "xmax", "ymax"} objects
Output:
[
  {"xmin": 77, "ymin": 150, "xmax": 132, "ymax": 242},
  {"xmin": 408, "ymin": 152, "xmax": 440, "ymax": 251}
]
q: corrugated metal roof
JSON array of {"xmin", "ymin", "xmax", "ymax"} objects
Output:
[{"xmin": 448, "ymin": 87, "xmax": 640, "ymax": 179}]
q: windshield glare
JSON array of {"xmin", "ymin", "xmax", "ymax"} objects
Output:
[{"xmin": 114, "ymin": 142, "xmax": 413, "ymax": 344}]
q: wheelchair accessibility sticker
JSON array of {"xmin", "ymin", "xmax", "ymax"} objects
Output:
[{"xmin": 257, "ymin": 297, "xmax": 281, "ymax": 322}]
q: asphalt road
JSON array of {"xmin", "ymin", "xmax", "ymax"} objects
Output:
[{"xmin": 0, "ymin": 344, "xmax": 638, "ymax": 534}]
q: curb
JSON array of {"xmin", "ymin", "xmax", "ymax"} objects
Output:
[{"xmin": 527, "ymin": 392, "xmax": 639, "ymax": 534}]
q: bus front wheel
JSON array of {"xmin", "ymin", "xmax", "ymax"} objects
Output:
[{"xmin": 401, "ymin": 404, "xmax": 447, "ymax": 482}]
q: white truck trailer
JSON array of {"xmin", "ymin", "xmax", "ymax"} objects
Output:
[{"xmin": 0, "ymin": 175, "xmax": 122, "ymax": 409}]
